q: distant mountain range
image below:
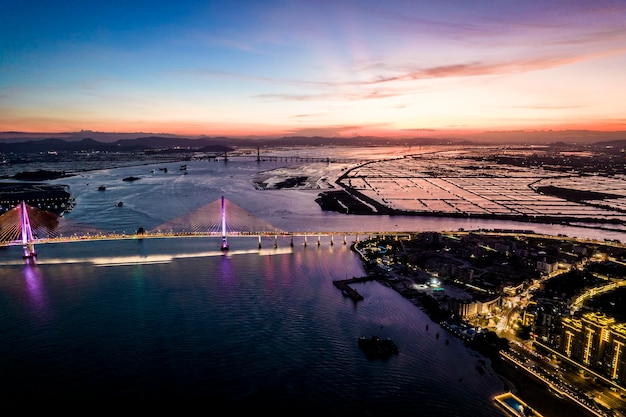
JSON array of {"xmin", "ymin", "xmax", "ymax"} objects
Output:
[
  {"xmin": 0, "ymin": 135, "xmax": 467, "ymax": 154},
  {"xmin": 0, "ymin": 137, "xmax": 232, "ymax": 154},
  {"xmin": 0, "ymin": 130, "xmax": 625, "ymax": 154}
]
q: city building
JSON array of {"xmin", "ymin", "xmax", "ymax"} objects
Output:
[
  {"xmin": 452, "ymin": 294, "xmax": 501, "ymax": 320},
  {"xmin": 536, "ymin": 258, "xmax": 559, "ymax": 275},
  {"xmin": 559, "ymin": 312, "xmax": 626, "ymax": 385}
]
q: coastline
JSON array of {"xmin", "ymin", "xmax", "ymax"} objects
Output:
[
  {"xmin": 348, "ymin": 241, "xmax": 600, "ymax": 417},
  {"xmin": 316, "ymin": 189, "xmax": 626, "ymax": 234},
  {"xmin": 489, "ymin": 356, "xmax": 598, "ymax": 417}
]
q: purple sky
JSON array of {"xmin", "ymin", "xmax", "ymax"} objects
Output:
[{"xmin": 2, "ymin": 0, "xmax": 626, "ymax": 139}]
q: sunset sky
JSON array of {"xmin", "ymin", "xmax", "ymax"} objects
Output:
[{"xmin": 2, "ymin": 0, "xmax": 626, "ymax": 139}]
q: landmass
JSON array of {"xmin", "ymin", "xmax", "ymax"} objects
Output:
[
  {"xmin": 358, "ymin": 335, "xmax": 399, "ymax": 360},
  {"xmin": 313, "ymin": 147, "xmax": 626, "ymax": 230},
  {"xmin": 13, "ymin": 169, "xmax": 72, "ymax": 181},
  {"xmin": 0, "ymin": 182, "xmax": 73, "ymax": 215},
  {"xmin": 350, "ymin": 231, "xmax": 626, "ymax": 417}
]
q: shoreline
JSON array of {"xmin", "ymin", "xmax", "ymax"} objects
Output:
[
  {"xmin": 316, "ymin": 189, "xmax": 626, "ymax": 234},
  {"xmin": 489, "ymin": 355, "xmax": 598, "ymax": 417},
  {"xmin": 349, "ymin": 241, "xmax": 600, "ymax": 417}
]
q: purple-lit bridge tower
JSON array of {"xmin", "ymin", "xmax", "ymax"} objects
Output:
[
  {"xmin": 20, "ymin": 201, "xmax": 37, "ymax": 258},
  {"xmin": 221, "ymin": 196, "xmax": 229, "ymax": 251}
]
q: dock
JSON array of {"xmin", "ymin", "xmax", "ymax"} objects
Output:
[{"xmin": 333, "ymin": 276, "xmax": 375, "ymax": 301}]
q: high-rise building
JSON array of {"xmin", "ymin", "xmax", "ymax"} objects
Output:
[
  {"xmin": 605, "ymin": 323, "xmax": 626, "ymax": 384},
  {"xmin": 561, "ymin": 315, "xmax": 584, "ymax": 359},
  {"xmin": 559, "ymin": 312, "xmax": 626, "ymax": 385}
]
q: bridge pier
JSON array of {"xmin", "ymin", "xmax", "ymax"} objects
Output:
[
  {"xmin": 274, "ymin": 235, "xmax": 278, "ymax": 248},
  {"xmin": 317, "ymin": 235, "xmax": 321, "ymax": 246},
  {"xmin": 304, "ymin": 235, "xmax": 307, "ymax": 246},
  {"xmin": 23, "ymin": 242, "xmax": 37, "ymax": 259},
  {"xmin": 290, "ymin": 235, "xmax": 294, "ymax": 247},
  {"xmin": 330, "ymin": 235, "xmax": 334, "ymax": 246},
  {"xmin": 258, "ymin": 235, "xmax": 262, "ymax": 249}
]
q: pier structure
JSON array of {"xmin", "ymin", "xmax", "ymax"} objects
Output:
[{"xmin": 333, "ymin": 276, "xmax": 378, "ymax": 302}]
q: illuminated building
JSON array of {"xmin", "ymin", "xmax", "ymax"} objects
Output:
[
  {"xmin": 605, "ymin": 323, "xmax": 626, "ymax": 384},
  {"xmin": 559, "ymin": 312, "xmax": 626, "ymax": 385}
]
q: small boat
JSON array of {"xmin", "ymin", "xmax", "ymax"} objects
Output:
[
  {"xmin": 122, "ymin": 176, "xmax": 140, "ymax": 182},
  {"xmin": 98, "ymin": 185, "xmax": 106, "ymax": 191},
  {"xmin": 116, "ymin": 201, "xmax": 123, "ymax": 207}
]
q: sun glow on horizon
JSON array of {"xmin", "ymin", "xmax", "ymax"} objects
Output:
[{"xmin": 2, "ymin": 1, "xmax": 626, "ymax": 140}]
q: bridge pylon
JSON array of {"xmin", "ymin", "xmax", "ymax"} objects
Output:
[
  {"xmin": 19, "ymin": 201, "xmax": 37, "ymax": 259},
  {"xmin": 220, "ymin": 196, "xmax": 229, "ymax": 251}
]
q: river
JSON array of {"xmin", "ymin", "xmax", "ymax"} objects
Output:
[{"xmin": 0, "ymin": 147, "xmax": 623, "ymax": 413}]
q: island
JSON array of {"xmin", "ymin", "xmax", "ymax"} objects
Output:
[{"xmin": 358, "ymin": 335, "xmax": 399, "ymax": 360}]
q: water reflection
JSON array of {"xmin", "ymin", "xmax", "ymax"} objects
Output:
[{"xmin": 22, "ymin": 261, "xmax": 47, "ymax": 313}]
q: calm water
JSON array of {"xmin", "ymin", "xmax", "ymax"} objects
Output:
[
  {"xmin": 0, "ymin": 237, "xmax": 504, "ymax": 414},
  {"xmin": 1, "ymin": 151, "xmax": 624, "ymax": 412},
  {"xmin": 45, "ymin": 156, "xmax": 626, "ymax": 241}
]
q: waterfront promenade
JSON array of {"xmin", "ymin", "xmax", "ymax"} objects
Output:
[{"xmin": 491, "ymin": 356, "xmax": 601, "ymax": 417}]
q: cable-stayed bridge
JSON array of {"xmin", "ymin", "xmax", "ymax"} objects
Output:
[{"xmin": 0, "ymin": 197, "xmax": 403, "ymax": 260}]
